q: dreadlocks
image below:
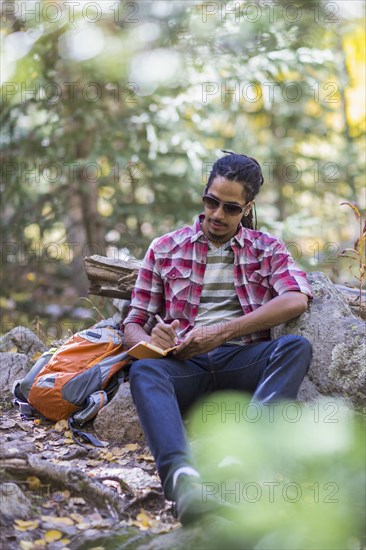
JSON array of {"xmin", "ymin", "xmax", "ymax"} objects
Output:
[{"xmin": 204, "ymin": 150, "xmax": 264, "ymax": 229}]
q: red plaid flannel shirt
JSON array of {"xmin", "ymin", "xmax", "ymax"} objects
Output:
[{"xmin": 123, "ymin": 214, "xmax": 313, "ymax": 344}]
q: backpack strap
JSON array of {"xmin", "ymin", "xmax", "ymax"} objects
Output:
[
  {"xmin": 68, "ymin": 390, "xmax": 110, "ymax": 448},
  {"xmin": 68, "ymin": 417, "xmax": 108, "ymax": 448}
]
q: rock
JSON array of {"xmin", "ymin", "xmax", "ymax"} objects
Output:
[
  {"xmin": 297, "ymin": 377, "xmax": 322, "ymax": 402},
  {"xmin": 93, "ymin": 382, "xmax": 145, "ymax": 444},
  {"xmin": 0, "ymin": 326, "xmax": 47, "ymax": 357},
  {"xmin": 272, "ymin": 272, "xmax": 366, "ymax": 408},
  {"xmin": 0, "ymin": 352, "xmax": 29, "ymax": 394},
  {"xmin": 0, "ymin": 483, "xmax": 32, "ymax": 525},
  {"xmin": 97, "ymin": 465, "xmax": 160, "ymax": 491}
]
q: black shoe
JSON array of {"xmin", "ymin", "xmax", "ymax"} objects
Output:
[{"xmin": 172, "ymin": 474, "xmax": 220, "ymax": 526}]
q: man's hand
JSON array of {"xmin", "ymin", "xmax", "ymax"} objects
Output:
[
  {"xmin": 173, "ymin": 324, "xmax": 224, "ymax": 360},
  {"xmin": 150, "ymin": 319, "xmax": 180, "ymax": 349}
]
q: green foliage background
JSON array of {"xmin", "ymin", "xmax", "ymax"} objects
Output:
[{"xmin": 1, "ymin": 0, "xmax": 365, "ymax": 336}]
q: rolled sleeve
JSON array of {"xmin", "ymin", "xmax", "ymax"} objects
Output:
[{"xmin": 269, "ymin": 242, "xmax": 313, "ymax": 299}]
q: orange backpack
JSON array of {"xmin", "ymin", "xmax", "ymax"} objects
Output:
[{"xmin": 13, "ymin": 321, "xmax": 130, "ymax": 435}]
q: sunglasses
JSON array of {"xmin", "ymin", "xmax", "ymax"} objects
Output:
[{"xmin": 202, "ymin": 194, "xmax": 248, "ymax": 216}]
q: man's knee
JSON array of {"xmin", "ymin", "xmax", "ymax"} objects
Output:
[
  {"xmin": 129, "ymin": 359, "xmax": 169, "ymax": 386},
  {"xmin": 277, "ymin": 334, "xmax": 313, "ymax": 366},
  {"xmin": 279, "ymin": 334, "xmax": 312, "ymax": 351}
]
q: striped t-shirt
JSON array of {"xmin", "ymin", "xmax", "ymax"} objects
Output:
[{"xmin": 193, "ymin": 240, "xmax": 245, "ymax": 345}]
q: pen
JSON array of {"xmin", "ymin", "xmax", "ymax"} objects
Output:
[{"xmin": 155, "ymin": 314, "xmax": 188, "ymax": 338}]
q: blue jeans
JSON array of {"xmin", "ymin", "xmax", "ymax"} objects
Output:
[{"xmin": 129, "ymin": 334, "xmax": 312, "ymax": 499}]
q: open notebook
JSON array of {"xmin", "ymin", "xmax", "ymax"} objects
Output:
[{"xmin": 127, "ymin": 341, "xmax": 178, "ymax": 360}]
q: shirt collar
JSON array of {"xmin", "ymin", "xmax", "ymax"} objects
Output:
[{"xmin": 190, "ymin": 214, "xmax": 247, "ymax": 248}]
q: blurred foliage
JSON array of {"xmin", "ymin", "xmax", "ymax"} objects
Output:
[
  {"xmin": 0, "ymin": 0, "xmax": 365, "ymax": 329},
  {"xmin": 188, "ymin": 393, "xmax": 365, "ymax": 549}
]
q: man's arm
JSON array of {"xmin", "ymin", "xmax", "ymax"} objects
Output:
[
  {"xmin": 174, "ymin": 291, "xmax": 308, "ymax": 360},
  {"xmin": 124, "ymin": 320, "xmax": 180, "ymax": 350},
  {"xmin": 124, "ymin": 323, "xmax": 152, "ymax": 348}
]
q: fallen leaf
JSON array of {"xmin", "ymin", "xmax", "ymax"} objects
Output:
[
  {"xmin": 44, "ymin": 529, "xmax": 63, "ymax": 542},
  {"xmin": 41, "ymin": 501, "xmax": 57, "ymax": 509},
  {"xmin": 69, "ymin": 497, "xmax": 86, "ymax": 505},
  {"xmin": 14, "ymin": 519, "xmax": 40, "ymax": 531},
  {"xmin": 100, "ymin": 451, "xmax": 116, "ymax": 462},
  {"xmin": 116, "ymin": 458, "xmax": 129, "ymax": 466},
  {"xmin": 15, "ymin": 421, "xmax": 31, "ymax": 431},
  {"xmin": 76, "ymin": 522, "xmax": 92, "ymax": 530},
  {"xmin": 41, "ymin": 515, "xmax": 74, "ymax": 526},
  {"xmin": 49, "ymin": 440, "xmax": 63, "ymax": 446},
  {"xmin": 136, "ymin": 454, "xmax": 154, "ymax": 462},
  {"xmin": 60, "ymin": 539, "xmax": 71, "ymax": 545},
  {"xmin": 26, "ymin": 476, "xmax": 42, "ymax": 490},
  {"xmin": 86, "ymin": 459, "xmax": 99, "ymax": 467},
  {"xmin": 35, "ymin": 442, "xmax": 44, "ymax": 451},
  {"xmin": 0, "ymin": 419, "xmax": 16, "ymax": 429},
  {"xmin": 33, "ymin": 431, "xmax": 47, "ymax": 440},
  {"xmin": 33, "ymin": 540, "xmax": 46, "ymax": 548},
  {"xmin": 111, "ymin": 447, "xmax": 127, "ymax": 457},
  {"xmin": 33, "ymin": 419, "xmax": 41, "ymax": 425},
  {"xmin": 133, "ymin": 509, "xmax": 157, "ymax": 531},
  {"xmin": 69, "ymin": 513, "xmax": 84, "ymax": 523},
  {"xmin": 125, "ymin": 443, "xmax": 139, "ymax": 452},
  {"xmin": 32, "ymin": 351, "xmax": 42, "ymax": 362},
  {"xmin": 20, "ymin": 542, "xmax": 35, "ymax": 550},
  {"xmin": 54, "ymin": 420, "xmax": 68, "ymax": 432}
]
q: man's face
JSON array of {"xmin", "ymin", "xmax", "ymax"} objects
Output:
[{"xmin": 201, "ymin": 176, "xmax": 251, "ymax": 243}]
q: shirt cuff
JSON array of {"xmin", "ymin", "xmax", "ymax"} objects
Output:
[
  {"xmin": 122, "ymin": 308, "xmax": 149, "ymax": 327},
  {"xmin": 274, "ymin": 277, "xmax": 313, "ymax": 299}
]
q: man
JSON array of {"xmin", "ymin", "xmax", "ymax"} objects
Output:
[{"xmin": 123, "ymin": 151, "xmax": 313, "ymax": 525}]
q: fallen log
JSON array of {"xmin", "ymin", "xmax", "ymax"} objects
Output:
[
  {"xmin": 83, "ymin": 255, "xmax": 140, "ymax": 299},
  {"xmin": 1, "ymin": 452, "xmax": 129, "ymax": 519}
]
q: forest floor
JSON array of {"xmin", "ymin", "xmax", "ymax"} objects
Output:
[{"xmin": 1, "ymin": 402, "xmax": 179, "ymax": 550}]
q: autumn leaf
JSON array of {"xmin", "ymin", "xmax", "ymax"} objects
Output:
[
  {"xmin": 44, "ymin": 529, "xmax": 63, "ymax": 542},
  {"xmin": 133, "ymin": 509, "xmax": 158, "ymax": 531},
  {"xmin": 33, "ymin": 540, "xmax": 46, "ymax": 548},
  {"xmin": 110, "ymin": 446, "xmax": 128, "ymax": 457},
  {"xmin": 53, "ymin": 420, "xmax": 68, "ymax": 432},
  {"xmin": 100, "ymin": 451, "xmax": 117, "ymax": 462},
  {"xmin": 69, "ymin": 497, "xmax": 86, "ymax": 505},
  {"xmin": 14, "ymin": 519, "xmax": 40, "ymax": 531},
  {"xmin": 86, "ymin": 459, "xmax": 99, "ymax": 466},
  {"xmin": 26, "ymin": 476, "xmax": 42, "ymax": 490},
  {"xmin": 136, "ymin": 454, "xmax": 154, "ymax": 462},
  {"xmin": 41, "ymin": 515, "xmax": 74, "ymax": 525},
  {"xmin": 125, "ymin": 443, "xmax": 139, "ymax": 452}
]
